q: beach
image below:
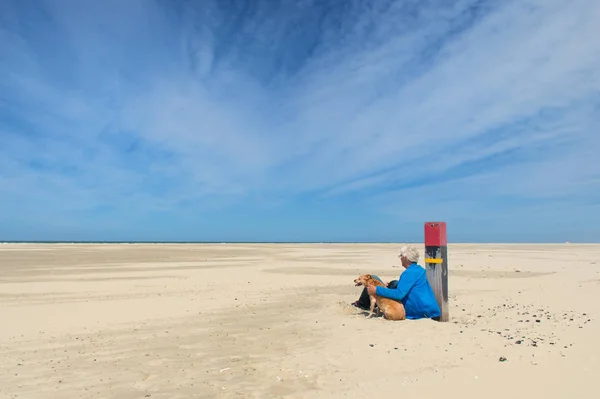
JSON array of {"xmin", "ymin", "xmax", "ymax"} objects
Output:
[{"xmin": 0, "ymin": 243, "xmax": 598, "ymax": 398}]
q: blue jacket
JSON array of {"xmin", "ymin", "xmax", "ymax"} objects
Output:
[{"xmin": 375, "ymin": 263, "xmax": 441, "ymax": 320}]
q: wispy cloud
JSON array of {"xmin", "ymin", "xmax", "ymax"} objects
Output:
[{"xmin": 1, "ymin": 0, "xmax": 599, "ymax": 241}]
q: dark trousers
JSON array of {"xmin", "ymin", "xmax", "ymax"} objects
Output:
[{"xmin": 356, "ymin": 280, "xmax": 398, "ymax": 310}]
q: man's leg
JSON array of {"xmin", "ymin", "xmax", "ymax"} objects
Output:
[{"xmin": 356, "ymin": 287, "xmax": 371, "ymax": 309}]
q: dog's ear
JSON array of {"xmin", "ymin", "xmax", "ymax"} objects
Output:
[{"xmin": 365, "ymin": 274, "xmax": 371, "ymax": 279}]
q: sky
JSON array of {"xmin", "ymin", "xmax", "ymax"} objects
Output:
[{"xmin": 1, "ymin": 0, "xmax": 599, "ymax": 243}]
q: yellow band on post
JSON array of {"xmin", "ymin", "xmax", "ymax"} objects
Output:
[{"xmin": 425, "ymin": 258, "xmax": 443, "ymax": 264}]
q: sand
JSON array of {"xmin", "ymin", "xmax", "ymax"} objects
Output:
[{"xmin": 0, "ymin": 243, "xmax": 598, "ymax": 399}]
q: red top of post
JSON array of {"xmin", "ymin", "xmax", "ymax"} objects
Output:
[{"xmin": 424, "ymin": 222, "xmax": 447, "ymax": 247}]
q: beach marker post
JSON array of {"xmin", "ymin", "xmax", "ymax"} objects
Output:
[{"xmin": 424, "ymin": 221, "xmax": 449, "ymax": 322}]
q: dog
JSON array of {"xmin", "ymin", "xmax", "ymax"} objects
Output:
[{"xmin": 353, "ymin": 274, "xmax": 406, "ymax": 321}]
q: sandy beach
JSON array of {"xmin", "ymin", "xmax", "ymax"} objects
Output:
[{"xmin": 0, "ymin": 243, "xmax": 598, "ymax": 398}]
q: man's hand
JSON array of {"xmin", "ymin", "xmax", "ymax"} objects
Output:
[{"xmin": 367, "ymin": 285, "xmax": 378, "ymax": 296}]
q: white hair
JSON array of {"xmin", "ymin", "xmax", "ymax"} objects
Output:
[{"xmin": 400, "ymin": 245, "xmax": 420, "ymax": 263}]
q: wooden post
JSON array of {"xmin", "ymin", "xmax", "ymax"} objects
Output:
[{"xmin": 424, "ymin": 222, "xmax": 449, "ymax": 322}]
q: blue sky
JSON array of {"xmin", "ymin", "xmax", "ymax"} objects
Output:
[{"xmin": 1, "ymin": 0, "xmax": 599, "ymax": 243}]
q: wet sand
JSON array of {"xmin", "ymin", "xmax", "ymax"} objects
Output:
[{"xmin": 1, "ymin": 243, "xmax": 598, "ymax": 398}]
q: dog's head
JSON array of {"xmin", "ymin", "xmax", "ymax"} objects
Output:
[{"xmin": 354, "ymin": 273, "xmax": 372, "ymax": 287}]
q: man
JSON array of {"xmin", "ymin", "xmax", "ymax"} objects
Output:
[{"xmin": 362, "ymin": 245, "xmax": 441, "ymax": 320}]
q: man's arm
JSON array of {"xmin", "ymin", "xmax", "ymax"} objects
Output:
[{"xmin": 376, "ymin": 268, "xmax": 421, "ymax": 301}]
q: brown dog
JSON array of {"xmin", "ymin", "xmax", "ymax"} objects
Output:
[{"xmin": 353, "ymin": 274, "xmax": 406, "ymax": 320}]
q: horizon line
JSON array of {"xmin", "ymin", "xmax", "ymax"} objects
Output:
[{"xmin": 0, "ymin": 241, "xmax": 594, "ymax": 245}]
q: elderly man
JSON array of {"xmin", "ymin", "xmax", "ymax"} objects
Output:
[{"xmin": 354, "ymin": 245, "xmax": 441, "ymax": 320}]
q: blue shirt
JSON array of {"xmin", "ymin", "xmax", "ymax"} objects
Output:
[{"xmin": 375, "ymin": 263, "xmax": 441, "ymax": 320}]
